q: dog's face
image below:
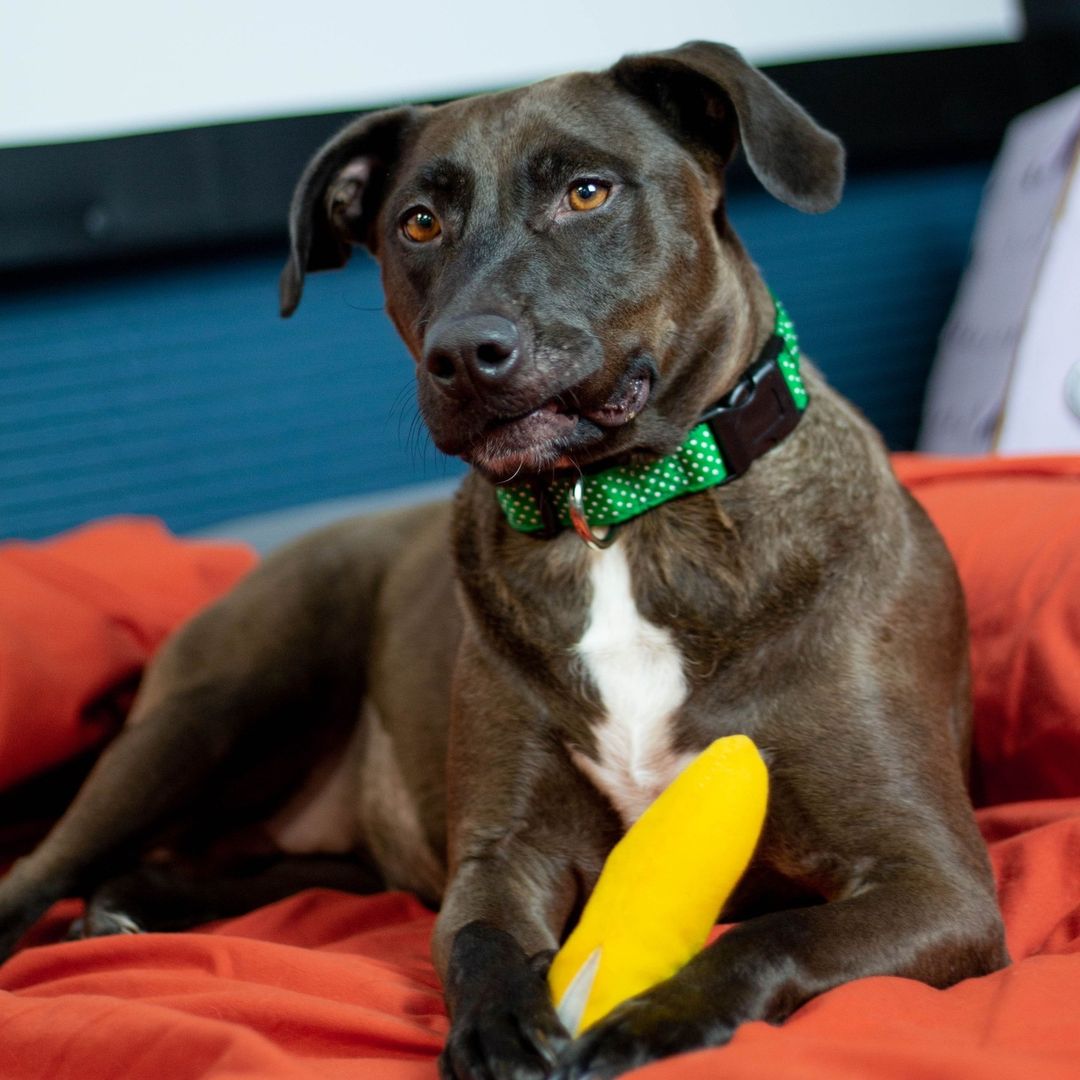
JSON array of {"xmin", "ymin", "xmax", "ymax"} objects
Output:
[
  {"xmin": 281, "ymin": 43, "xmax": 843, "ymax": 480},
  {"xmin": 376, "ymin": 76, "xmax": 714, "ymax": 479}
]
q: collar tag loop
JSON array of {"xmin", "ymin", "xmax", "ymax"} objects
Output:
[{"xmin": 568, "ymin": 476, "xmax": 619, "ymax": 550}]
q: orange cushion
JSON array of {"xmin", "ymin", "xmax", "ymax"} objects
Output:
[
  {"xmin": 894, "ymin": 454, "xmax": 1080, "ymax": 806},
  {"xmin": 0, "ymin": 518, "xmax": 255, "ymax": 793}
]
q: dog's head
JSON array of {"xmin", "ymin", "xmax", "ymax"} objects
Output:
[{"xmin": 280, "ymin": 42, "xmax": 842, "ymax": 480}]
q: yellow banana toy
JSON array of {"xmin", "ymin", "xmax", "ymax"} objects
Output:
[{"xmin": 548, "ymin": 734, "xmax": 768, "ymax": 1035}]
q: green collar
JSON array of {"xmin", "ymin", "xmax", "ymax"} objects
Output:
[{"xmin": 494, "ymin": 300, "xmax": 807, "ymax": 545}]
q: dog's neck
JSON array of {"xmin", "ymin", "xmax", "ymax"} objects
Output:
[{"xmin": 494, "ymin": 297, "xmax": 806, "ymax": 547}]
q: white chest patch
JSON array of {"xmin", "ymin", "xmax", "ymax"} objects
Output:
[{"xmin": 573, "ymin": 542, "xmax": 692, "ymax": 827}]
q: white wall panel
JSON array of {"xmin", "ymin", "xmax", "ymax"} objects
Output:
[{"xmin": 0, "ymin": 0, "xmax": 1020, "ymax": 146}]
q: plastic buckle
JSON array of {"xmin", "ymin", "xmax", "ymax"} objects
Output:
[{"xmin": 699, "ymin": 336, "xmax": 800, "ymax": 479}]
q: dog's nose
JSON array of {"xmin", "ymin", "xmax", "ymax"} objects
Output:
[{"xmin": 423, "ymin": 315, "xmax": 521, "ymax": 390}]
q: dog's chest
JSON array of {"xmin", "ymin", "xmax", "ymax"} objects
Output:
[{"xmin": 571, "ymin": 543, "xmax": 693, "ymax": 827}]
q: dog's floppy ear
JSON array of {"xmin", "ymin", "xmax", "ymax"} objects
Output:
[
  {"xmin": 280, "ymin": 105, "xmax": 423, "ymax": 318},
  {"xmin": 612, "ymin": 41, "xmax": 843, "ymax": 213}
]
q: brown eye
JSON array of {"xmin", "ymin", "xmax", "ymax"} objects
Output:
[
  {"xmin": 567, "ymin": 180, "xmax": 610, "ymax": 212},
  {"xmin": 401, "ymin": 206, "xmax": 442, "ymax": 243}
]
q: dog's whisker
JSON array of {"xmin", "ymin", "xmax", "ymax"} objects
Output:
[
  {"xmin": 387, "ymin": 383, "xmax": 417, "ymax": 437},
  {"xmin": 498, "ymin": 461, "xmax": 526, "ymax": 485}
]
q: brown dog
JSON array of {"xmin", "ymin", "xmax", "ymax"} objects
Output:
[{"xmin": 0, "ymin": 42, "xmax": 1006, "ymax": 1079}]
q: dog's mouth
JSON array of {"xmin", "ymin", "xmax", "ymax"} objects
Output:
[{"xmin": 467, "ymin": 367, "xmax": 653, "ymax": 478}]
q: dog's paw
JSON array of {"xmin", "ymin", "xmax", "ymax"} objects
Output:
[
  {"xmin": 439, "ymin": 927, "xmax": 570, "ymax": 1080},
  {"xmin": 68, "ymin": 907, "xmax": 146, "ymax": 940},
  {"xmin": 439, "ymin": 1000, "xmax": 568, "ymax": 1080},
  {"xmin": 552, "ymin": 991, "xmax": 725, "ymax": 1080}
]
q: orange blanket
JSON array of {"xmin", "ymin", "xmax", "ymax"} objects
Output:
[{"xmin": 1, "ymin": 459, "xmax": 1079, "ymax": 1079}]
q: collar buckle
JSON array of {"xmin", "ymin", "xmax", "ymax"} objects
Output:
[{"xmin": 700, "ymin": 335, "xmax": 800, "ymax": 478}]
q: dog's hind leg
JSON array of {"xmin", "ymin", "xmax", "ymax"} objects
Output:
[
  {"xmin": 73, "ymin": 853, "xmax": 387, "ymax": 938},
  {"xmin": 0, "ymin": 508, "xmax": 431, "ymax": 962}
]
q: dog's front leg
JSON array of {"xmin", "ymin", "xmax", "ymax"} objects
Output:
[
  {"xmin": 435, "ymin": 640, "xmax": 612, "ymax": 1080},
  {"xmin": 436, "ymin": 810, "xmax": 583, "ymax": 1080}
]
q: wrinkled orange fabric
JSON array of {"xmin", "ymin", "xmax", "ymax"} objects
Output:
[
  {"xmin": 892, "ymin": 454, "xmax": 1080, "ymax": 807},
  {"xmin": 0, "ymin": 459, "xmax": 1079, "ymax": 1079},
  {"xmin": 0, "ymin": 518, "xmax": 256, "ymax": 792}
]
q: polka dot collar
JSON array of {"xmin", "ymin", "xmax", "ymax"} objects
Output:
[{"xmin": 495, "ymin": 299, "xmax": 806, "ymax": 537}]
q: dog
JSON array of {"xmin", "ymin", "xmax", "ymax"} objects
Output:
[{"xmin": 0, "ymin": 41, "xmax": 1007, "ymax": 1079}]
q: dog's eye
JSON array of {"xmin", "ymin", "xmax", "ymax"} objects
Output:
[
  {"xmin": 401, "ymin": 207, "xmax": 442, "ymax": 243},
  {"xmin": 567, "ymin": 180, "xmax": 611, "ymax": 212}
]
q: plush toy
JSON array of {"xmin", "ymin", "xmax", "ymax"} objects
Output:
[{"xmin": 548, "ymin": 734, "xmax": 768, "ymax": 1035}]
